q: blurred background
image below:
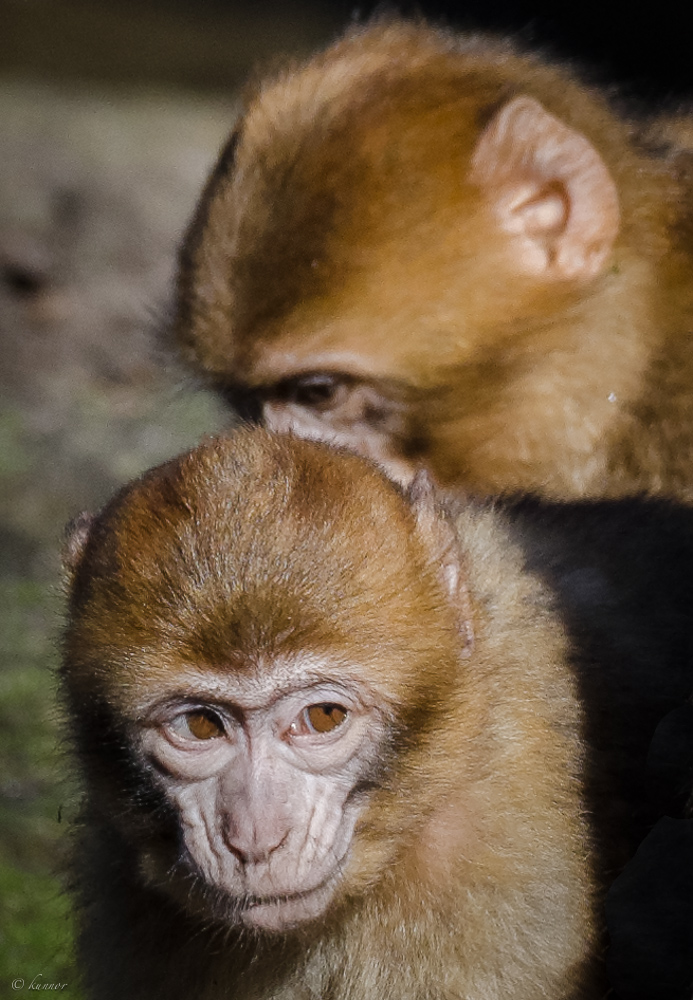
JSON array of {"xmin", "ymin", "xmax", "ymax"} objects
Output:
[{"xmin": 1, "ymin": 1, "xmax": 691, "ymax": 995}]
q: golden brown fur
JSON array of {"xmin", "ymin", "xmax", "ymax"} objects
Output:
[
  {"xmin": 61, "ymin": 429, "xmax": 595, "ymax": 999},
  {"xmin": 176, "ymin": 19, "xmax": 693, "ymax": 499}
]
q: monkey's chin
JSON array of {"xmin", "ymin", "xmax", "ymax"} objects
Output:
[{"xmin": 236, "ymin": 876, "xmax": 340, "ymax": 933}]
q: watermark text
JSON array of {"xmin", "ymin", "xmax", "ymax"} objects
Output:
[{"xmin": 12, "ymin": 974, "xmax": 69, "ymax": 991}]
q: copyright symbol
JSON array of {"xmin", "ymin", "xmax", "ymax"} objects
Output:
[{"xmin": 12, "ymin": 979, "xmax": 24, "ymax": 991}]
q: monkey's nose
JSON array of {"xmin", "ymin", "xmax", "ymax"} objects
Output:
[{"xmin": 224, "ymin": 823, "xmax": 289, "ymax": 866}]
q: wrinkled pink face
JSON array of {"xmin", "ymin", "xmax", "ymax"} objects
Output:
[{"xmin": 137, "ymin": 661, "xmax": 387, "ymax": 932}]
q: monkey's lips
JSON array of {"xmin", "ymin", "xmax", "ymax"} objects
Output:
[{"xmin": 236, "ymin": 870, "xmax": 342, "ymax": 932}]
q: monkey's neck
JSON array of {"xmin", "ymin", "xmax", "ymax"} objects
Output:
[{"xmin": 605, "ymin": 322, "xmax": 693, "ymax": 500}]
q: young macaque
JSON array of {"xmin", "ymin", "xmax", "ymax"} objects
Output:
[
  {"xmin": 175, "ymin": 19, "xmax": 693, "ymax": 499},
  {"xmin": 61, "ymin": 428, "xmax": 597, "ymax": 1000}
]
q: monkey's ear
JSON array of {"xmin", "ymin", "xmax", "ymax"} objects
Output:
[
  {"xmin": 62, "ymin": 511, "xmax": 95, "ymax": 580},
  {"xmin": 471, "ymin": 95, "xmax": 619, "ymax": 281},
  {"xmin": 407, "ymin": 472, "xmax": 474, "ymax": 655}
]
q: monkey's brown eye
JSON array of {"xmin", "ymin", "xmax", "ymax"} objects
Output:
[
  {"xmin": 280, "ymin": 374, "xmax": 343, "ymax": 410},
  {"xmin": 172, "ymin": 709, "xmax": 225, "ymax": 741},
  {"xmin": 309, "ymin": 704, "xmax": 346, "ymax": 732},
  {"xmin": 305, "ymin": 704, "xmax": 348, "ymax": 734}
]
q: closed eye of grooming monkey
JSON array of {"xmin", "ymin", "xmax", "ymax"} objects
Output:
[
  {"xmin": 61, "ymin": 429, "xmax": 598, "ymax": 1000},
  {"xmin": 176, "ymin": 18, "xmax": 693, "ymax": 498}
]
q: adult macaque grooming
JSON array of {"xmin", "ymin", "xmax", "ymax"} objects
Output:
[
  {"xmin": 61, "ymin": 429, "xmax": 596, "ymax": 1000},
  {"xmin": 176, "ymin": 19, "xmax": 693, "ymax": 498}
]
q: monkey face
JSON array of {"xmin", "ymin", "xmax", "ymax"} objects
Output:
[{"xmin": 135, "ymin": 669, "xmax": 385, "ymax": 932}]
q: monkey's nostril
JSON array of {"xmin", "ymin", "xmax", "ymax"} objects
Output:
[{"xmin": 225, "ymin": 826, "xmax": 289, "ymax": 866}]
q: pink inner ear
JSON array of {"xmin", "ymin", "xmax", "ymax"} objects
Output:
[
  {"xmin": 516, "ymin": 187, "xmax": 569, "ymax": 236},
  {"xmin": 471, "ymin": 96, "xmax": 619, "ymax": 280}
]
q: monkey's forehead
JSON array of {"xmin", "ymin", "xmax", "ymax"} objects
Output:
[
  {"xmin": 195, "ymin": 31, "xmax": 497, "ymax": 362},
  {"xmin": 69, "ymin": 526, "xmax": 449, "ymax": 665},
  {"xmin": 65, "ymin": 431, "xmax": 457, "ymax": 673}
]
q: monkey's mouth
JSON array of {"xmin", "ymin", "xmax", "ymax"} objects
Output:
[
  {"xmin": 242, "ymin": 872, "xmax": 337, "ymax": 910},
  {"xmin": 235, "ymin": 867, "xmax": 345, "ymax": 932}
]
